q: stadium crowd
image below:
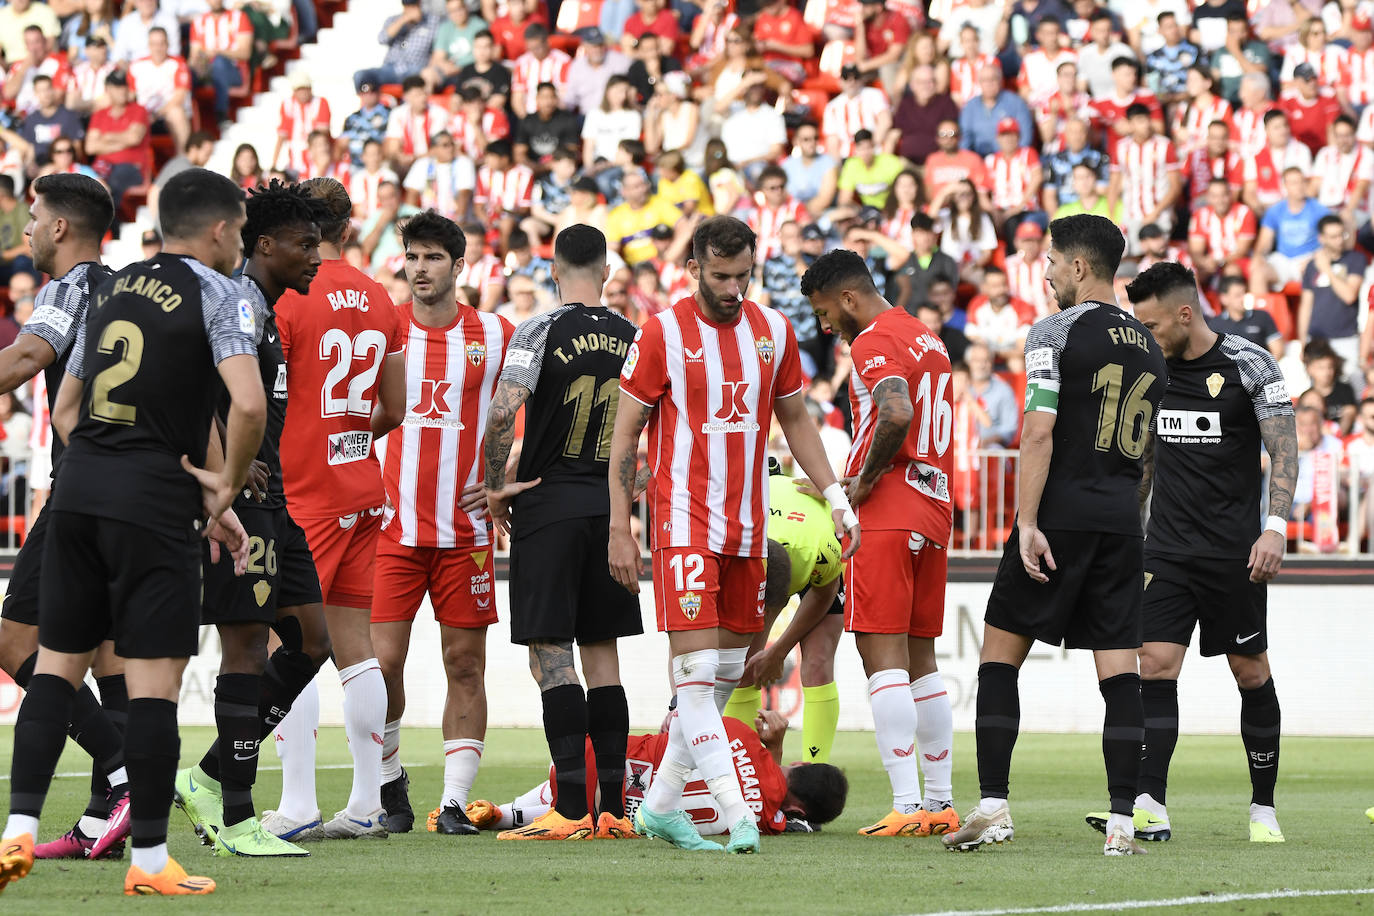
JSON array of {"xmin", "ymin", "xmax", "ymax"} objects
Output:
[{"xmin": 0, "ymin": 0, "xmax": 1371, "ymax": 550}]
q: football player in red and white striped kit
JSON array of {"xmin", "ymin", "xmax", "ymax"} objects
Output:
[
  {"xmin": 370, "ymin": 212, "xmax": 514, "ymax": 837},
  {"xmin": 608, "ymin": 216, "xmax": 859, "ymax": 855}
]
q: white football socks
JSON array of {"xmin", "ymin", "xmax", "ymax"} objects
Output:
[
  {"xmin": 497, "ymin": 782, "xmax": 553, "ymax": 828},
  {"xmin": 130, "ymin": 841, "xmax": 168, "ymax": 875},
  {"xmin": 643, "ymin": 713, "xmax": 693, "ymax": 814},
  {"xmin": 441, "ymin": 739, "xmax": 484, "ymax": 810},
  {"xmin": 673, "ymin": 649, "xmax": 751, "ymax": 827},
  {"xmin": 380, "ymin": 719, "xmax": 403, "ymax": 783},
  {"xmin": 107, "ymin": 765, "xmax": 128, "ymax": 789},
  {"xmin": 713, "ymin": 646, "xmax": 748, "ymax": 713},
  {"xmin": 912, "ymin": 672, "xmax": 954, "ymax": 808},
  {"xmin": 339, "ymin": 659, "xmax": 387, "ymax": 816},
  {"xmin": 272, "ymin": 677, "xmax": 319, "ymax": 823},
  {"xmin": 2, "ymin": 814, "xmax": 38, "ymax": 841},
  {"xmin": 869, "ymin": 668, "xmax": 920, "ymax": 812}
]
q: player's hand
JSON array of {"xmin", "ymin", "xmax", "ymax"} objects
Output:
[
  {"xmin": 793, "ymin": 477, "xmax": 822, "ymax": 500},
  {"xmin": 754, "ymin": 708, "xmax": 787, "ymax": 744},
  {"xmin": 743, "ymin": 646, "xmax": 785, "ymax": 686},
  {"xmin": 1019, "ymin": 524, "xmax": 1056, "ymax": 584},
  {"xmin": 1247, "ymin": 529, "xmax": 1285, "ymax": 583},
  {"xmin": 459, "ymin": 481, "xmax": 488, "ymax": 517},
  {"xmin": 206, "ymin": 508, "xmax": 250, "ymax": 576},
  {"xmin": 845, "ymin": 474, "xmax": 875, "ymax": 508},
  {"xmin": 181, "ymin": 455, "xmax": 237, "ymax": 526},
  {"xmin": 485, "ymin": 477, "xmax": 541, "ymax": 536},
  {"xmin": 834, "ymin": 507, "xmax": 861, "ymax": 559},
  {"xmin": 245, "ymin": 459, "xmax": 269, "ymax": 502},
  {"xmin": 608, "ymin": 525, "xmax": 644, "ymax": 595}
]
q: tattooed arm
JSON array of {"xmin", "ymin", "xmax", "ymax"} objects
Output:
[
  {"xmin": 607, "ymin": 390, "xmax": 653, "ymax": 594},
  {"xmin": 1250, "ymin": 412, "xmax": 1298, "ymax": 582},
  {"xmin": 1138, "ymin": 430, "xmax": 1155, "ymax": 517},
  {"xmin": 849, "ymin": 377, "xmax": 913, "ymax": 508},
  {"xmin": 484, "ymin": 379, "xmax": 539, "ymax": 535}
]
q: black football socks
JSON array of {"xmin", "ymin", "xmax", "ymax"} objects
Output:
[
  {"xmin": 974, "ymin": 662, "xmax": 1020, "ymax": 800},
  {"xmin": 1099, "ymin": 673, "xmax": 1144, "ymax": 817},
  {"xmin": 588, "ymin": 685, "xmax": 630, "ymax": 819},
  {"xmin": 1240, "ymin": 677, "xmax": 1280, "ymax": 807}
]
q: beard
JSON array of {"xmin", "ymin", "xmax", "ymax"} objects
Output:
[
  {"xmin": 699, "ymin": 281, "xmax": 743, "ymax": 320},
  {"xmin": 1051, "ymin": 277, "xmax": 1077, "ymax": 311}
]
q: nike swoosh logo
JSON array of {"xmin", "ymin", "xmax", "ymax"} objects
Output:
[
  {"xmin": 233, "ymin": 752, "xmax": 258, "ymax": 761},
  {"xmin": 348, "ymin": 818, "xmax": 374, "ymax": 828},
  {"xmin": 267, "ymin": 333, "xmax": 277, "ymax": 342},
  {"xmin": 1236, "ymin": 632, "xmax": 1260, "ymax": 644}
]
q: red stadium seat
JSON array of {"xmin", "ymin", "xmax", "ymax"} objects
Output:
[
  {"xmin": 548, "ymin": 33, "xmax": 581, "ymax": 55},
  {"xmin": 1251, "ymin": 292, "xmax": 1294, "ymax": 340}
]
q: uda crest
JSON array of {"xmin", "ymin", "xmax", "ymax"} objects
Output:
[
  {"xmin": 755, "ymin": 336, "xmax": 774, "ymax": 364},
  {"xmin": 466, "ymin": 340, "xmax": 486, "ymax": 366},
  {"xmin": 679, "ymin": 590, "xmax": 702, "ymax": 621},
  {"xmin": 1206, "ymin": 372, "xmax": 1224, "ymax": 398}
]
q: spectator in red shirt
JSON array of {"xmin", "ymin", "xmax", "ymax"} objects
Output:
[
  {"xmin": 621, "ymin": 0, "xmax": 680, "ymax": 56},
  {"xmin": 86, "ymin": 70, "xmax": 150, "ymax": 224},
  {"xmin": 489, "ymin": 0, "xmax": 537, "ymax": 60},
  {"xmin": 752, "ymin": 0, "xmax": 813, "ymax": 86},
  {"xmin": 188, "ymin": 0, "xmax": 252, "ymax": 122},
  {"xmin": 854, "ymin": 0, "xmax": 911, "ymax": 93},
  {"xmin": 1281, "ymin": 62, "xmax": 1342, "ymax": 155},
  {"xmin": 923, "ymin": 118, "xmax": 991, "ymax": 205}
]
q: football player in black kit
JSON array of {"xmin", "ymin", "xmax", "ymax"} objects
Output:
[
  {"xmin": 176, "ymin": 181, "xmax": 337, "ymax": 858},
  {"xmin": 0, "ymin": 174, "xmax": 131, "ymax": 862},
  {"xmin": 1081, "ymin": 261, "xmax": 1296, "ymax": 844},
  {"xmin": 483, "ymin": 224, "xmax": 643, "ymax": 841},
  {"xmin": 944, "ymin": 213, "xmax": 1167, "ymax": 857},
  {"xmin": 0, "ymin": 167, "xmax": 264, "ymax": 897}
]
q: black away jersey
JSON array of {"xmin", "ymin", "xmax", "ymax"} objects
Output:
[{"xmin": 224, "ymin": 276, "xmax": 287, "ymax": 511}]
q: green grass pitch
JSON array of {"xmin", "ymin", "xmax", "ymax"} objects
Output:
[{"xmin": 1, "ymin": 726, "xmax": 1371, "ymax": 914}]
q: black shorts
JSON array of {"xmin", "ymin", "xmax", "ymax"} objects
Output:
[
  {"xmin": 984, "ymin": 526, "xmax": 1144, "ymax": 650},
  {"xmin": 39, "ymin": 510, "xmax": 201, "ymax": 659},
  {"xmin": 799, "ymin": 581, "xmax": 846, "ymax": 615},
  {"xmin": 1142, "ymin": 552, "xmax": 1267, "ymax": 657},
  {"xmin": 201, "ymin": 506, "xmax": 322, "ymax": 626},
  {"xmin": 509, "ymin": 515, "xmax": 643, "ymax": 645},
  {"xmin": 1, "ymin": 501, "xmax": 49, "ymax": 626}
]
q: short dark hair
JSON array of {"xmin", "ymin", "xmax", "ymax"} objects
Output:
[
  {"xmin": 691, "ymin": 215, "xmax": 755, "ymax": 265},
  {"xmin": 1125, "ymin": 101, "xmax": 1151, "ymax": 120},
  {"xmin": 1125, "ymin": 261, "xmax": 1198, "ymax": 307},
  {"xmin": 1218, "ymin": 275, "xmax": 1247, "ymax": 295},
  {"xmin": 618, "ymin": 137, "xmax": 646, "ymax": 165},
  {"xmin": 1262, "ymin": 108, "xmax": 1288, "ymax": 126},
  {"xmin": 242, "ymin": 179, "xmax": 326, "ymax": 257},
  {"xmin": 402, "ymin": 209, "xmax": 467, "ymax": 261},
  {"xmin": 758, "ymin": 163, "xmax": 787, "ymax": 186},
  {"xmin": 763, "ymin": 540, "xmax": 793, "ymax": 612},
  {"xmin": 301, "ymin": 176, "xmax": 354, "ymax": 245},
  {"xmin": 1112, "ymin": 55, "xmax": 1139, "ymax": 73},
  {"xmin": 149, "ymin": 25, "xmax": 168, "ymax": 40},
  {"xmin": 1317, "ymin": 214, "xmax": 1346, "ymax": 234},
  {"xmin": 508, "ymin": 228, "xmax": 530, "ymax": 250},
  {"xmin": 799, "ymin": 248, "xmax": 878, "ymax": 298},
  {"xmin": 524, "ymin": 22, "xmax": 549, "ymax": 40},
  {"xmin": 32, "ymin": 74, "xmax": 50, "ymax": 87},
  {"xmin": 1334, "ymin": 113, "xmax": 1357, "ymax": 131},
  {"xmin": 486, "ymin": 138, "xmax": 513, "ymax": 159},
  {"xmin": 1048, "ymin": 213, "xmax": 1125, "ymax": 281},
  {"xmin": 1089, "ymin": 9, "xmax": 1113, "ymax": 24},
  {"xmin": 551, "ymin": 145, "xmax": 578, "ymax": 163},
  {"xmin": 0, "ymin": 175, "xmax": 14, "ymax": 197},
  {"xmin": 1157, "ymin": 10, "xmax": 1176, "ymax": 23},
  {"xmin": 785, "ymin": 763, "xmax": 848, "ymax": 826},
  {"xmin": 185, "ymin": 129, "xmax": 214, "ymax": 152},
  {"xmin": 401, "ymin": 75, "xmax": 427, "ymax": 93},
  {"xmin": 33, "ymin": 173, "xmax": 114, "ymax": 241},
  {"xmin": 536, "ymin": 81, "xmax": 558, "ymax": 95},
  {"xmin": 159, "ymin": 168, "xmax": 246, "ymax": 241},
  {"xmin": 553, "ymin": 223, "xmax": 608, "ymax": 273},
  {"xmin": 911, "ymin": 212, "xmax": 936, "ymax": 232}
]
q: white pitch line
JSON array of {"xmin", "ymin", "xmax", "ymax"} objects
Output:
[
  {"xmin": 0, "ymin": 762, "xmax": 436, "ymax": 781},
  {"xmin": 912, "ymin": 887, "xmax": 1374, "ymax": 916}
]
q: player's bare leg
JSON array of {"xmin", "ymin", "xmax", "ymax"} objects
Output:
[
  {"xmin": 1228, "ymin": 651, "xmax": 1283, "ymax": 842},
  {"xmin": 431, "ymin": 625, "xmax": 487, "ymax": 836},
  {"xmin": 372, "ymin": 618, "xmax": 414, "ymax": 833},
  {"xmin": 320, "ymin": 605, "xmax": 387, "ymax": 838},
  {"xmin": 799, "ymin": 616, "xmax": 843, "ymax": 765},
  {"xmin": 944, "ymin": 624, "xmax": 1031, "ymax": 851}
]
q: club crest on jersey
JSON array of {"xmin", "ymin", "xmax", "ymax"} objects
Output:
[
  {"xmin": 679, "ymin": 591, "xmax": 702, "ymax": 621},
  {"xmin": 755, "ymin": 336, "xmax": 775, "ymax": 364},
  {"xmin": 253, "ymin": 580, "xmax": 272, "ymax": 607},
  {"xmin": 1206, "ymin": 372, "xmax": 1224, "ymax": 398},
  {"xmin": 466, "ymin": 340, "xmax": 486, "ymax": 366}
]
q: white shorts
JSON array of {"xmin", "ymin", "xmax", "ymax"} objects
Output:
[
  {"xmin": 1266, "ymin": 253, "xmax": 1312, "ymax": 289},
  {"xmin": 28, "ymin": 439, "xmax": 51, "ymax": 493}
]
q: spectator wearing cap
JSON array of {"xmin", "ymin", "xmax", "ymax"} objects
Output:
[
  {"xmin": 837, "ymin": 128, "xmax": 908, "ymax": 209},
  {"xmin": 19, "ymin": 74, "xmax": 83, "ymax": 169},
  {"xmin": 1076, "ymin": 11, "xmax": 1136, "ymax": 99},
  {"xmin": 747, "ymin": 163, "xmax": 810, "ymax": 264},
  {"xmin": 621, "ymin": 0, "xmax": 680, "ymax": 56},
  {"xmin": 893, "ymin": 65, "xmax": 961, "ymax": 166},
  {"xmin": 514, "ymin": 81, "xmax": 581, "ymax": 165},
  {"xmin": 751, "ymin": 0, "xmax": 814, "ymax": 87},
  {"xmin": 892, "ymin": 212, "xmax": 960, "ymax": 318},
  {"xmin": 340, "ymin": 80, "xmax": 392, "ymax": 168},
  {"xmin": 385, "ymin": 75, "xmax": 450, "ymax": 174},
  {"xmin": 524, "ymin": 145, "xmax": 579, "ymax": 243},
  {"xmin": 923, "ymin": 119, "xmax": 990, "ymax": 204},
  {"xmin": 781, "ymin": 121, "xmax": 838, "ymax": 218},
  {"xmin": 565, "ymin": 27, "xmax": 632, "ymax": 116},
  {"xmin": 512, "ymin": 24, "xmax": 572, "ymax": 119},
  {"xmin": 1143, "ymin": 11, "xmax": 1199, "ymax": 104},
  {"xmin": 272, "ymin": 70, "xmax": 331, "ymax": 176},
  {"xmin": 1281, "ymin": 63, "xmax": 1342, "ymax": 155},
  {"xmin": 188, "ymin": 0, "xmax": 253, "ymax": 124},
  {"xmin": 822, "ymin": 64, "xmax": 893, "ymax": 161},
  {"xmin": 1242, "ymin": 109, "xmax": 1313, "ymax": 216},
  {"xmin": 0, "ymin": 0, "xmax": 60, "ymax": 66},
  {"xmin": 653, "ymin": 148, "xmax": 713, "ymax": 216},
  {"xmin": 113, "ymin": 0, "xmax": 181, "ymax": 65},
  {"xmin": 1209, "ymin": 15, "xmax": 1272, "ymax": 106},
  {"xmin": 1005, "ymin": 219, "xmax": 1051, "ymax": 317},
  {"xmin": 959, "ymin": 63, "xmax": 1033, "ymax": 157},
  {"xmin": 605, "ymin": 167, "xmax": 682, "ymax": 265},
  {"xmin": 67, "ymin": 34, "xmax": 115, "ymax": 116},
  {"xmin": 354, "ymin": 0, "xmax": 440, "ymax": 93},
  {"xmin": 148, "ymin": 129, "xmax": 215, "ymax": 218},
  {"xmin": 717, "ymin": 71, "xmax": 788, "ymax": 186},
  {"xmin": 853, "ymin": 0, "xmax": 912, "ymax": 93},
  {"xmin": 760, "ymin": 220, "xmax": 828, "ymax": 377},
  {"xmin": 422, "ymin": 0, "xmax": 488, "ymax": 89},
  {"xmin": 86, "ymin": 69, "xmax": 150, "ymax": 224},
  {"xmin": 1250, "ymin": 166, "xmax": 1329, "ymax": 297},
  {"xmin": 455, "ymin": 30, "xmax": 513, "ymax": 110},
  {"xmin": 2, "ymin": 25, "xmax": 71, "ymax": 120},
  {"xmin": 985, "ymin": 116, "xmax": 1042, "ymax": 232}
]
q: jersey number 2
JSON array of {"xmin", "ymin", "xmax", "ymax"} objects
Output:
[
  {"xmin": 1091, "ymin": 363, "xmax": 1156, "ymax": 459},
  {"xmin": 90, "ymin": 320, "xmax": 144, "ymax": 427},
  {"xmin": 320, "ymin": 329, "xmax": 386, "ymax": 418}
]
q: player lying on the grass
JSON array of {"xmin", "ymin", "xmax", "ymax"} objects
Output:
[
  {"xmin": 465, "ymin": 710, "xmax": 848, "ymax": 837},
  {"xmin": 1081, "ymin": 262, "xmax": 1296, "ymax": 845}
]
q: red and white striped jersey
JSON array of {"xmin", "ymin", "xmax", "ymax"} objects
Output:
[
  {"xmin": 1005, "ymin": 250, "xmax": 1050, "ymax": 318},
  {"xmin": 686, "ymin": 11, "xmax": 739, "ymax": 68},
  {"xmin": 381, "ymin": 304, "xmax": 513, "ymax": 548},
  {"xmin": 845, "ymin": 308, "xmax": 953, "ymax": 539},
  {"xmin": 658, "ymin": 260, "xmax": 692, "ymax": 302},
  {"xmin": 950, "ymin": 53, "xmax": 998, "ymax": 107},
  {"xmin": 619, "ymin": 296, "xmax": 805, "ymax": 557},
  {"xmin": 7, "ymin": 54, "xmax": 70, "ymax": 115},
  {"xmin": 882, "ymin": 206, "xmax": 916, "ymax": 252},
  {"xmin": 747, "ymin": 196, "xmax": 809, "ymax": 263},
  {"xmin": 1242, "ymin": 141, "xmax": 1313, "ymax": 211},
  {"xmin": 475, "ymin": 163, "xmax": 535, "ymax": 215},
  {"xmin": 1018, "ymin": 48, "xmax": 1076, "ymax": 106},
  {"xmin": 512, "ymin": 49, "xmax": 572, "ymax": 104},
  {"xmin": 1110, "ymin": 134, "xmax": 1179, "ymax": 221},
  {"xmin": 449, "ymin": 106, "xmax": 511, "ymax": 160},
  {"xmin": 301, "ymin": 158, "xmax": 351, "ymax": 183},
  {"xmin": 455, "ymin": 253, "xmax": 505, "ymax": 303},
  {"xmin": 190, "ymin": 9, "xmax": 251, "ymax": 80},
  {"xmin": 403, "ymin": 155, "xmax": 477, "ymax": 220},
  {"xmin": 69, "ymin": 59, "xmax": 116, "ymax": 107},
  {"xmin": 1185, "ymin": 147, "xmax": 1243, "ymax": 209},
  {"xmin": 276, "ymin": 94, "xmax": 332, "ymax": 174},
  {"xmin": 1231, "ymin": 105, "xmax": 1272, "ymax": 158},
  {"xmin": 1036, "ymin": 89, "xmax": 1092, "ymax": 151},
  {"xmin": 1188, "ymin": 202, "xmax": 1257, "ymax": 262},
  {"xmin": 1281, "ymin": 44, "xmax": 1347, "ymax": 88},
  {"xmin": 348, "ymin": 167, "xmax": 398, "ymax": 214},
  {"xmin": 1340, "ymin": 47, "xmax": 1374, "ymax": 107},
  {"xmin": 127, "ymin": 55, "xmax": 190, "ymax": 116},
  {"xmin": 1088, "ymin": 90, "xmax": 1163, "ymax": 158},
  {"xmin": 964, "ymin": 296, "xmax": 1036, "ymax": 353},
  {"xmin": 1171, "ymin": 95, "xmax": 1232, "ymax": 157},
  {"xmin": 821, "ymin": 87, "xmax": 889, "ymax": 158},
  {"xmin": 985, "ymin": 147, "xmax": 1040, "ymax": 211},
  {"xmin": 1313, "ymin": 144, "xmax": 1373, "ymax": 211},
  {"xmin": 385, "ymin": 102, "xmax": 450, "ymax": 158}
]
